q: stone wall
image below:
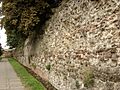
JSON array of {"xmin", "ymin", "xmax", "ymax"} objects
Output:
[{"xmin": 17, "ymin": 0, "xmax": 120, "ymax": 90}]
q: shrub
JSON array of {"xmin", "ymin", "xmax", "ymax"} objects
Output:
[
  {"xmin": 83, "ymin": 69, "xmax": 94, "ymax": 88},
  {"xmin": 31, "ymin": 63, "xmax": 37, "ymax": 69},
  {"xmin": 0, "ymin": 56, "xmax": 2, "ymax": 62}
]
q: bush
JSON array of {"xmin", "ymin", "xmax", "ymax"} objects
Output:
[
  {"xmin": 83, "ymin": 69, "xmax": 94, "ymax": 88},
  {"xmin": 0, "ymin": 57, "xmax": 2, "ymax": 62}
]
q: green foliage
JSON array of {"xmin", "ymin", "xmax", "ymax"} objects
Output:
[
  {"xmin": 31, "ymin": 63, "xmax": 36, "ymax": 69},
  {"xmin": 6, "ymin": 29, "xmax": 26, "ymax": 48},
  {"xmin": 9, "ymin": 58, "xmax": 46, "ymax": 90},
  {"xmin": 2, "ymin": 0, "xmax": 61, "ymax": 48},
  {"xmin": 75, "ymin": 80, "xmax": 80, "ymax": 89},
  {"xmin": 3, "ymin": 0, "xmax": 49, "ymax": 34},
  {"xmin": 0, "ymin": 43, "xmax": 3, "ymax": 56},
  {"xmin": 0, "ymin": 56, "xmax": 2, "ymax": 62},
  {"xmin": 83, "ymin": 69, "xmax": 94, "ymax": 88}
]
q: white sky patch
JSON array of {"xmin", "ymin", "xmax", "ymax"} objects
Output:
[
  {"xmin": 0, "ymin": 15, "xmax": 5, "ymax": 19},
  {"xmin": 0, "ymin": 27, "xmax": 9, "ymax": 49},
  {"xmin": 0, "ymin": 2, "xmax": 9, "ymax": 49}
]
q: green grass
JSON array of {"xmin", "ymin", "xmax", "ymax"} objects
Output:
[{"xmin": 9, "ymin": 58, "xmax": 46, "ymax": 90}]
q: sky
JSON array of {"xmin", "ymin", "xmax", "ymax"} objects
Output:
[
  {"xmin": 0, "ymin": 2, "xmax": 9, "ymax": 49},
  {"xmin": 0, "ymin": 27, "xmax": 9, "ymax": 49}
]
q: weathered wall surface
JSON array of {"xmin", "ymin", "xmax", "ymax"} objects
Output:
[{"xmin": 17, "ymin": 0, "xmax": 120, "ymax": 90}]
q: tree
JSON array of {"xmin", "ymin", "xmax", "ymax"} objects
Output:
[
  {"xmin": 2, "ymin": 0, "xmax": 61, "ymax": 48},
  {"xmin": 0, "ymin": 43, "xmax": 3, "ymax": 56}
]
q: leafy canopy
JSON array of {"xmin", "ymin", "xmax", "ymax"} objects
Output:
[{"xmin": 2, "ymin": 0, "xmax": 60, "ymax": 48}]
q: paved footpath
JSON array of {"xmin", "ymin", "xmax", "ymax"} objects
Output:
[{"xmin": 0, "ymin": 58, "xmax": 25, "ymax": 90}]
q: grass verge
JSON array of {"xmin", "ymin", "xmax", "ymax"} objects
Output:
[{"xmin": 9, "ymin": 58, "xmax": 46, "ymax": 90}]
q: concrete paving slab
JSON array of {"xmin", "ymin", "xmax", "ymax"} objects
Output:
[{"xmin": 0, "ymin": 58, "xmax": 26, "ymax": 90}]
